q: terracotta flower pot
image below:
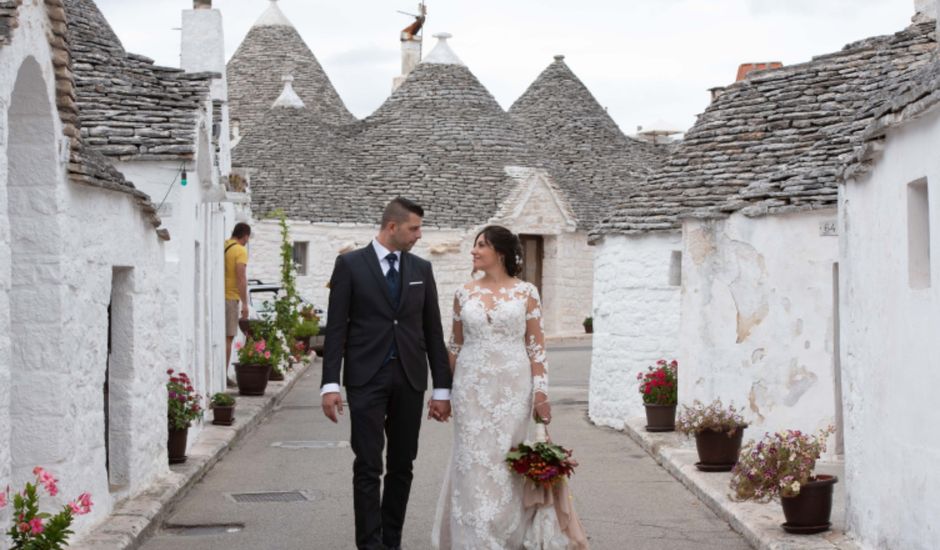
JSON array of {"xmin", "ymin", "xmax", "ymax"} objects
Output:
[
  {"xmin": 235, "ymin": 362, "xmax": 272, "ymax": 396},
  {"xmin": 644, "ymin": 403, "xmax": 677, "ymax": 432},
  {"xmin": 167, "ymin": 427, "xmax": 189, "ymax": 464},
  {"xmin": 212, "ymin": 405, "xmax": 235, "ymax": 426},
  {"xmin": 584, "ymin": 324, "xmax": 593, "ymax": 334},
  {"xmin": 780, "ymin": 475, "xmax": 838, "ymax": 534},
  {"xmin": 694, "ymin": 426, "xmax": 747, "ymax": 471},
  {"xmin": 269, "ymin": 367, "xmax": 285, "ymax": 382}
]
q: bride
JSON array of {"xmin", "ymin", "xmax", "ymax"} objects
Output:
[{"xmin": 432, "ymin": 225, "xmax": 586, "ymax": 549}]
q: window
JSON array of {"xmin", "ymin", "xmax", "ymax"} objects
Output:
[
  {"xmin": 293, "ymin": 241, "xmax": 309, "ymax": 276},
  {"xmin": 669, "ymin": 250, "xmax": 682, "ymax": 286},
  {"xmin": 908, "ymin": 178, "xmax": 931, "ymax": 289}
]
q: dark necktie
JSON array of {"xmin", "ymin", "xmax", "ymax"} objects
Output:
[
  {"xmin": 386, "ymin": 253, "xmax": 401, "ymax": 308},
  {"xmin": 385, "ymin": 253, "xmax": 400, "ymax": 363}
]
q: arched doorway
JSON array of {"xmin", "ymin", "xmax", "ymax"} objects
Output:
[{"xmin": 6, "ymin": 56, "xmax": 65, "ymax": 484}]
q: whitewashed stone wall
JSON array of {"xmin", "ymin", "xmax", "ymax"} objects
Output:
[
  {"xmin": 589, "ymin": 232, "xmax": 682, "ymax": 428},
  {"xmin": 841, "ymin": 109, "xmax": 940, "ymax": 550},
  {"xmin": 681, "ymin": 212, "xmax": 839, "ymax": 453},
  {"xmin": 0, "ymin": 6, "xmax": 179, "ymax": 541},
  {"xmin": 249, "ymin": 221, "xmax": 592, "ymax": 337}
]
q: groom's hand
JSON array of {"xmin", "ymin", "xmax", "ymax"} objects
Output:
[
  {"xmin": 428, "ymin": 400, "xmax": 451, "ymax": 422},
  {"xmin": 321, "ymin": 392, "xmax": 344, "ymax": 423}
]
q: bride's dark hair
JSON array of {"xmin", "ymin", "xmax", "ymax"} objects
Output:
[{"xmin": 475, "ymin": 225, "xmax": 523, "ymax": 277}]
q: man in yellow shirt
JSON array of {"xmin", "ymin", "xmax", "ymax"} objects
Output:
[{"xmin": 225, "ymin": 223, "xmax": 251, "ymax": 386}]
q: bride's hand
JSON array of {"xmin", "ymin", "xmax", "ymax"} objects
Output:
[{"xmin": 534, "ymin": 395, "xmax": 551, "ymax": 424}]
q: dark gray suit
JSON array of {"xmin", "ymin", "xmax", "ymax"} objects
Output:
[{"xmin": 322, "ymin": 244, "xmax": 451, "ymax": 550}]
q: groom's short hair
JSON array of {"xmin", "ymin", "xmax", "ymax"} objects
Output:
[{"xmin": 381, "ymin": 197, "xmax": 424, "ymax": 227}]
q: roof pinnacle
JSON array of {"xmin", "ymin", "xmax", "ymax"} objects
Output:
[
  {"xmin": 272, "ymin": 74, "xmax": 305, "ymax": 109},
  {"xmin": 254, "ymin": 0, "xmax": 293, "ymax": 28}
]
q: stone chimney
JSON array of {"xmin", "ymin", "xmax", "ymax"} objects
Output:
[
  {"xmin": 181, "ymin": 1, "xmax": 230, "ymax": 173},
  {"xmin": 393, "ymin": 3, "xmax": 427, "ymax": 91},
  {"xmin": 913, "ymin": 0, "xmax": 938, "ymax": 23}
]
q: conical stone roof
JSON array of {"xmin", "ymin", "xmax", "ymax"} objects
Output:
[
  {"xmin": 509, "ymin": 55, "xmax": 669, "ymax": 227},
  {"xmin": 234, "ymin": 38, "xmax": 536, "ymax": 228},
  {"xmin": 227, "ymin": 1, "xmax": 354, "ymax": 138}
]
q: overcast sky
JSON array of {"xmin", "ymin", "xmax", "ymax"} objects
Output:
[{"xmin": 95, "ymin": 0, "xmax": 918, "ymax": 135}]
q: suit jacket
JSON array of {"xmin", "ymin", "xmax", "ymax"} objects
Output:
[{"xmin": 321, "ymin": 245, "xmax": 452, "ymax": 392}]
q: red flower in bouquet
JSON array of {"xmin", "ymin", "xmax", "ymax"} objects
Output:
[{"xmin": 506, "ymin": 442, "xmax": 578, "ymax": 489}]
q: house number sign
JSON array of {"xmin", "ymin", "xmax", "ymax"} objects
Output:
[{"xmin": 819, "ymin": 220, "xmax": 838, "ymax": 236}]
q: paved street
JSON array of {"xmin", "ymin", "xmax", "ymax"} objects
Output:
[{"xmin": 139, "ymin": 344, "xmax": 748, "ymax": 550}]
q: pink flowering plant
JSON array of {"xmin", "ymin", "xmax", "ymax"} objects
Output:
[
  {"xmin": 167, "ymin": 369, "xmax": 203, "ymax": 430},
  {"xmin": 234, "ymin": 336, "xmax": 277, "ymax": 369},
  {"xmin": 2, "ymin": 467, "xmax": 93, "ymax": 549},
  {"xmin": 637, "ymin": 360, "xmax": 678, "ymax": 405},
  {"xmin": 676, "ymin": 399, "xmax": 747, "ymax": 437},
  {"xmin": 729, "ymin": 426, "xmax": 835, "ymax": 502}
]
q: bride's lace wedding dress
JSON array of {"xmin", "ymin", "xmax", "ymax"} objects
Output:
[{"xmin": 431, "ymin": 280, "xmax": 570, "ymax": 550}]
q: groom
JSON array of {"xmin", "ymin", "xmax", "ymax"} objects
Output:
[{"xmin": 321, "ymin": 197, "xmax": 453, "ymax": 550}]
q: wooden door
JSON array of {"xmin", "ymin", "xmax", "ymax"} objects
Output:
[{"xmin": 519, "ymin": 234, "xmax": 543, "ymax": 295}]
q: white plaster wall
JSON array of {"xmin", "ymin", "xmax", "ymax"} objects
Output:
[
  {"xmin": 0, "ymin": 5, "xmax": 179, "ymax": 541},
  {"xmin": 841, "ymin": 109, "xmax": 940, "ymax": 550},
  {"xmin": 249, "ymin": 219, "xmax": 593, "ymax": 337},
  {"xmin": 588, "ymin": 233, "xmax": 682, "ymax": 428},
  {"xmin": 681, "ymin": 212, "xmax": 839, "ymax": 450}
]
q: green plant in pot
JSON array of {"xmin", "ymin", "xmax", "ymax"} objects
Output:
[
  {"xmin": 210, "ymin": 392, "xmax": 236, "ymax": 426},
  {"xmin": 676, "ymin": 399, "xmax": 748, "ymax": 472},
  {"xmin": 729, "ymin": 426, "xmax": 837, "ymax": 534},
  {"xmin": 582, "ymin": 316, "xmax": 593, "ymax": 333},
  {"xmin": 167, "ymin": 369, "xmax": 203, "ymax": 464},
  {"xmin": 293, "ymin": 316, "xmax": 320, "ymax": 354},
  {"xmin": 637, "ymin": 360, "xmax": 678, "ymax": 432},
  {"xmin": 2, "ymin": 467, "xmax": 94, "ymax": 549},
  {"xmin": 234, "ymin": 336, "xmax": 276, "ymax": 396}
]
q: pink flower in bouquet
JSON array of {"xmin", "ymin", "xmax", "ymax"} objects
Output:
[
  {"xmin": 29, "ymin": 517, "xmax": 44, "ymax": 535},
  {"xmin": 0, "ymin": 491, "xmax": 7, "ymax": 509},
  {"xmin": 235, "ymin": 341, "xmax": 243, "ymax": 350}
]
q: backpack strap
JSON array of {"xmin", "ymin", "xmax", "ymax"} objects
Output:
[{"xmin": 225, "ymin": 242, "xmax": 237, "ymax": 254}]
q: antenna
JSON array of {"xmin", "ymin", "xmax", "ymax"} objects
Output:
[{"xmin": 398, "ymin": 2, "xmax": 427, "ymax": 40}]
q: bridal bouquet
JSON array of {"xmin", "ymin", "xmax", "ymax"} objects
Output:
[{"xmin": 505, "ymin": 440, "xmax": 578, "ymax": 488}]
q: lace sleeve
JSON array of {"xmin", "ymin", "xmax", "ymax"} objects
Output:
[
  {"xmin": 448, "ymin": 290, "xmax": 464, "ymax": 358},
  {"xmin": 524, "ymin": 284, "xmax": 548, "ymax": 398}
]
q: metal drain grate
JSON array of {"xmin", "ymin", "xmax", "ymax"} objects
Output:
[
  {"xmin": 229, "ymin": 491, "xmax": 309, "ymax": 503},
  {"xmin": 271, "ymin": 440, "xmax": 350, "ymax": 449},
  {"xmin": 163, "ymin": 523, "xmax": 244, "ymax": 536}
]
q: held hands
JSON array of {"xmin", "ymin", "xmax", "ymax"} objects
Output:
[
  {"xmin": 427, "ymin": 399, "xmax": 452, "ymax": 422},
  {"xmin": 534, "ymin": 393, "xmax": 551, "ymax": 424},
  {"xmin": 321, "ymin": 392, "xmax": 344, "ymax": 423}
]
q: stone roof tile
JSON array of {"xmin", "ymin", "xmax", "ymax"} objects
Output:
[
  {"xmin": 596, "ymin": 22, "xmax": 936, "ymax": 236},
  {"xmin": 64, "ymin": 0, "xmax": 214, "ymax": 162},
  {"xmin": 509, "ymin": 55, "xmax": 670, "ymax": 227},
  {"xmin": 227, "ymin": 4, "xmax": 354, "ymax": 138},
  {"xmin": 233, "ymin": 59, "xmax": 535, "ymax": 228}
]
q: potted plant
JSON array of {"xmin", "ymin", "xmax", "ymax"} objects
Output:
[
  {"xmin": 637, "ymin": 359, "xmax": 678, "ymax": 431},
  {"xmin": 210, "ymin": 392, "xmax": 236, "ymax": 426},
  {"xmin": 234, "ymin": 336, "xmax": 275, "ymax": 396},
  {"xmin": 582, "ymin": 317, "xmax": 593, "ymax": 334},
  {"xmin": 729, "ymin": 426, "xmax": 837, "ymax": 534},
  {"xmin": 676, "ymin": 399, "xmax": 748, "ymax": 471},
  {"xmin": 2, "ymin": 467, "xmax": 93, "ymax": 549},
  {"xmin": 167, "ymin": 369, "xmax": 203, "ymax": 464},
  {"xmin": 293, "ymin": 316, "xmax": 320, "ymax": 353}
]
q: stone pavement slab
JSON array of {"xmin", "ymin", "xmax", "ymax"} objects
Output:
[
  {"xmin": 621, "ymin": 416, "xmax": 860, "ymax": 550},
  {"xmin": 69, "ymin": 359, "xmax": 314, "ymax": 550}
]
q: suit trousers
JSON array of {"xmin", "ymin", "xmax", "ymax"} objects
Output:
[{"xmin": 346, "ymin": 359, "xmax": 424, "ymax": 550}]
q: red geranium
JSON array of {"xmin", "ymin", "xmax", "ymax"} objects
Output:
[{"xmin": 637, "ymin": 360, "xmax": 678, "ymax": 405}]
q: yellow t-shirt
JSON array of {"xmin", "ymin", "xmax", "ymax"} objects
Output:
[{"xmin": 224, "ymin": 239, "xmax": 248, "ymax": 301}]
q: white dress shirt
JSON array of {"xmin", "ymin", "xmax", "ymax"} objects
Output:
[{"xmin": 321, "ymin": 239, "xmax": 451, "ymax": 400}]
